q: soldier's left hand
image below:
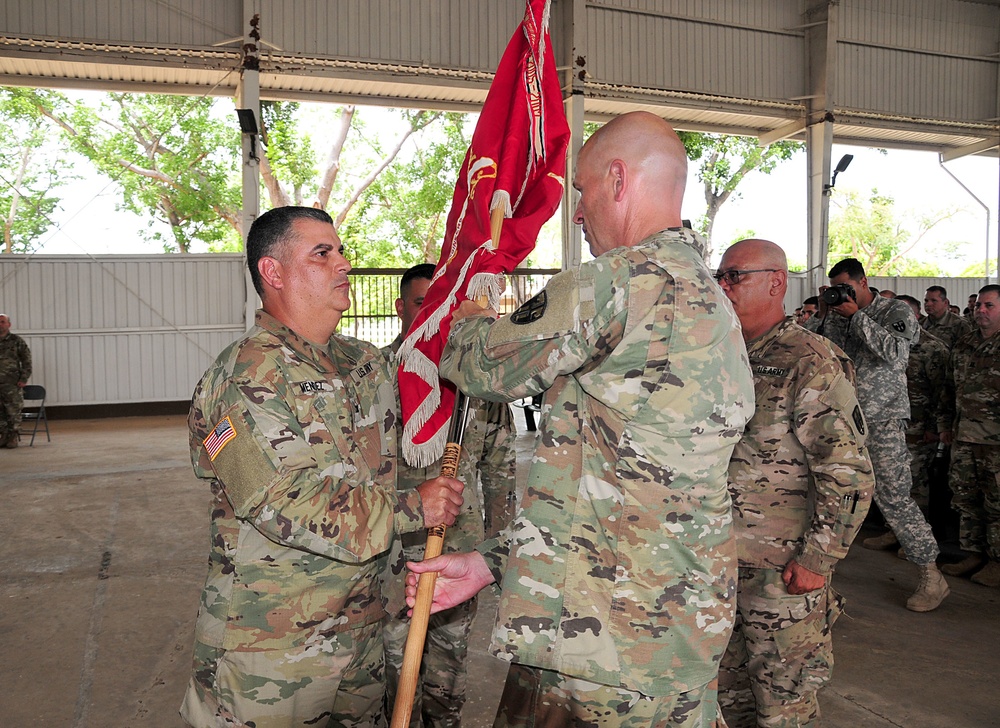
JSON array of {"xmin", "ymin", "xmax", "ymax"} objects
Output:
[
  {"xmin": 451, "ymin": 299, "xmax": 497, "ymax": 325},
  {"xmin": 832, "ymin": 300, "xmax": 859, "ymax": 318},
  {"xmin": 782, "ymin": 560, "xmax": 826, "ymax": 594},
  {"xmin": 416, "ymin": 475, "xmax": 465, "ymax": 528}
]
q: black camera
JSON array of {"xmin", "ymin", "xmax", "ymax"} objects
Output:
[{"xmin": 822, "ymin": 283, "xmax": 857, "ymax": 306}]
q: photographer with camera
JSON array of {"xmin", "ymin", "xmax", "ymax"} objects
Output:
[{"xmin": 811, "ymin": 258, "xmax": 949, "ymax": 612}]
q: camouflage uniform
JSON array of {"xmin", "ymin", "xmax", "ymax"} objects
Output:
[
  {"xmin": 440, "ymin": 229, "xmax": 755, "ymax": 722},
  {"xmin": 182, "ymin": 310, "xmax": 425, "ymax": 728},
  {"xmin": 905, "ymin": 330, "xmax": 949, "ymax": 508},
  {"xmin": 940, "ymin": 328, "xmax": 1000, "ymax": 561},
  {"xmin": 0, "ymin": 331, "xmax": 32, "ymax": 446},
  {"xmin": 718, "ymin": 318, "xmax": 874, "ymax": 728},
  {"xmin": 381, "ymin": 335, "xmax": 517, "ymax": 728},
  {"xmin": 815, "ymin": 296, "xmax": 939, "ymax": 565},
  {"xmin": 921, "ymin": 310, "xmax": 973, "ymax": 350}
]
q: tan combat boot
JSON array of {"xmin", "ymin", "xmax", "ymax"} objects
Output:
[
  {"xmin": 906, "ymin": 563, "xmax": 949, "ymax": 612},
  {"xmin": 970, "ymin": 560, "xmax": 1000, "ymax": 588},
  {"xmin": 863, "ymin": 531, "xmax": 899, "ymax": 550},
  {"xmin": 941, "ymin": 553, "xmax": 987, "ymax": 577}
]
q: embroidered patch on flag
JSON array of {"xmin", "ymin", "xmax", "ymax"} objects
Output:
[{"xmin": 204, "ymin": 416, "xmax": 237, "ymax": 461}]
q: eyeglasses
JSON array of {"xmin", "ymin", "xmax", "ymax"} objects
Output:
[{"xmin": 712, "ymin": 269, "xmax": 779, "ymax": 286}]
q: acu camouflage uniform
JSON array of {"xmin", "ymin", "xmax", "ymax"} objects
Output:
[
  {"xmin": 182, "ymin": 310, "xmax": 425, "ymax": 728},
  {"xmin": 905, "ymin": 330, "xmax": 949, "ymax": 508},
  {"xmin": 921, "ymin": 309, "xmax": 972, "ymax": 350},
  {"xmin": 0, "ymin": 330, "xmax": 32, "ymax": 446},
  {"xmin": 718, "ymin": 318, "xmax": 874, "ymax": 728},
  {"xmin": 381, "ymin": 335, "xmax": 517, "ymax": 728},
  {"xmin": 940, "ymin": 328, "xmax": 1000, "ymax": 561},
  {"xmin": 441, "ymin": 229, "xmax": 755, "ymax": 725},
  {"xmin": 815, "ymin": 295, "xmax": 940, "ymax": 566}
]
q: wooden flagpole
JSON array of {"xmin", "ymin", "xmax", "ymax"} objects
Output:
[{"xmin": 390, "ymin": 204, "xmax": 507, "ymax": 728}]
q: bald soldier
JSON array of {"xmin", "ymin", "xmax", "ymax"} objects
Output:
[
  {"xmin": 714, "ymin": 240, "xmax": 874, "ymax": 727},
  {"xmin": 406, "ymin": 111, "xmax": 755, "ymax": 726},
  {"xmin": 182, "ymin": 206, "xmax": 464, "ymax": 728}
]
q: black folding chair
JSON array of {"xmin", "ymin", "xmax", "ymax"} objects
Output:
[{"xmin": 21, "ymin": 384, "xmax": 50, "ymax": 446}]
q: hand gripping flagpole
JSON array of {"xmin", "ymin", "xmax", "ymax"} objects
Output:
[{"xmin": 390, "ymin": 206, "xmax": 507, "ymax": 728}]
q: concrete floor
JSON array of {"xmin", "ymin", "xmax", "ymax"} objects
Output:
[{"xmin": 2, "ymin": 415, "xmax": 998, "ymax": 727}]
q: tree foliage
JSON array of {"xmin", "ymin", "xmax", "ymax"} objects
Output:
[
  {"xmin": 32, "ymin": 90, "xmax": 243, "ymax": 253},
  {"xmin": 0, "ymin": 88, "xmax": 76, "ymax": 254},
  {"xmin": 259, "ymin": 103, "xmax": 469, "ymax": 266},
  {"xmin": 677, "ymin": 132, "xmax": 802, "ymax": 258},
  {"xmin": 342, "ymin": 112, "xmax": 470, "ymax": 266},
  {"xmin": 828, "ymin": 188, "xmax": 962, "ymax": 276}
]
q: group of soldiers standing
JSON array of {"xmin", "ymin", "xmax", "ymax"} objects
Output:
[
  {"xmin": 178, "ymin": 111, "xmax": 999, "ymax": 728},
  {"xmin": 865, "ymin": 284, "xmax": 1000, "ymax": 589}
]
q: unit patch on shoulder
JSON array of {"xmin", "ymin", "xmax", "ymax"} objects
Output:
[
  {"xmin": 892, "ymin": 320, "xmax": 906, "ymax": 333},
  {"xmin": 204, "ymin": 416, "xmax": 237, "ymax": 461},
  {"xmin": 511, "ymin": 291, "xmax": 547, "ymax": 325},
  {"xmin": 852, "ymin": 405, "xmax": 866, "ymax": 436}
]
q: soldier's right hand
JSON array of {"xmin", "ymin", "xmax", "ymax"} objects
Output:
[{"xmin": 416, "ymin": 475, "xmax": 465, "ymax": 528}]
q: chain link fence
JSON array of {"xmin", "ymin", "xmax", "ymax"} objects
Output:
[{"xmin": 339, "ymin": 268, "xmax": 560, "ymax": 347}]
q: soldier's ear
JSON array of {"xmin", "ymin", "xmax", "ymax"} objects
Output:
[
  {"xmin": 609, "ymin": 159, "xmax": 627, "ymax": 202},
  {"xmin": 258, "ymin": 256, "xmax": 284, "ymax": 291},
  {"xmin": 771, "ymin": 269, "xmax": 787, "ymax": 297}
]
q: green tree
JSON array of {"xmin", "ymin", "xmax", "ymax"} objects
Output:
[
  {"xmin": 341, "ymin": 112, "xmax": 469, "ymax": 266},
  {"xmin": 260, "ymin": 103, "xmax": 465, "ymax": 266},
  {"xmin": 32, "ymin": 90, "xmax": 242, "ymax": 253},
  {"xmin": 678, "ymin": 132, "xmax": 802, "ymax": 258},
  {"xmin": 958, "ymin": 258, "xmax": 998, "ymax": 277},
  {"xmin": 0, "ymin": 88, "xmax": 76, "ymax": 253},
  {"xmin": 828, "ymin": 188, "xmax": 961, "ymax": 276}
]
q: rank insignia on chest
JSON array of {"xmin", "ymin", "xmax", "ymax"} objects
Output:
[
  {"xmin": 204, "ymin": 416, "xmax": 237, "ymax": 461},
  {"xmin": 511, "ymin": 290, "xmax": 547, "ymax": 325}
]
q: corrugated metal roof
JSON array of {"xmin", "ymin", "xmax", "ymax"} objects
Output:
[{"xmin": 0, "ymin": 0, "xmax": 997, "ymax": 155}]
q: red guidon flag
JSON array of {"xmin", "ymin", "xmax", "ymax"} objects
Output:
[{"xmin": 397, "ymin": 0, "xmax": 569, "ymax": 467}]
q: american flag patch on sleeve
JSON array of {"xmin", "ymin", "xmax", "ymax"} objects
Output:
[{"xmin": 204, "ymin": 415, "xmax": 237, "ymax": 461}]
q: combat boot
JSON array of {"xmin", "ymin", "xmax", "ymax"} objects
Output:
[
  {"xmin": 4, "ymin": 434, "xmax": 17, "ymax": 449},
  {"xmin": 970, "ymin": 560, "xmax": 1000, "ymax": 588},
  {"xmin": 862, "ymin": 531, "xmax": 899, "ymax": 550},
  {"xmin": 941, "ymin": 553, "xmax": 987, "ymax": 576},
  {"xmin": 906, "ymin": 563, "xmax": 949, "ymax": 612}
]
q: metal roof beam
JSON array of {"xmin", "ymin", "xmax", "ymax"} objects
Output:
[
  {"xmin": 940, "ymin": 137, "xmax": 1000, "ymax": 162},
  {"xmin": 759, "ymin": 119, "xmax": 806, "ymax": 146}
]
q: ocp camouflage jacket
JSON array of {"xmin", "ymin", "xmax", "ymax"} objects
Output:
[
  {"xmin": 188, "ymin": 310, "xmax": 423, "ymax": 651},
  {"xmin": 729, "ymin": 318, "xmax": 874, "ymax": 575},
  {"xmin": 441, "ymin": 229, "xmax": 754, "ymax": 697}
]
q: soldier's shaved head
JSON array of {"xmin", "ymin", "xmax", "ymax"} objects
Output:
[
  {"xmin": 573, "ymin": 112, "xmax": 688, "ymax": 255},
  {"xmin": 717, "ymin": 238, "xmax": 789, "ymax": 341}
]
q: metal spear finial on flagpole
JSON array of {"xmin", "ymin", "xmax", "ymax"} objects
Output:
[{"xmin": 390, "ymin": 206, "xmax": 507, "ymax": 728}]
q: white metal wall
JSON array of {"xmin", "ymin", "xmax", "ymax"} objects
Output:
[
  {"xmin": 785, "ymin": 273, "xmax": 995, "ymax": 314},
  {"xmin": 0, "ymin": 254, "xmax": 247, "ymax": 406}
]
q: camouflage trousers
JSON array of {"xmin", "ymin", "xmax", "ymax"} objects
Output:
[
  {"xmin": 179, "ymin": 620, "xmax": 385, "ymax": 728},
  {"xmin": 868, "ymin": 419, "xmax": 939, "ymax": 565},
  {"xmin": 905, "ymin": 435, "xmax": 937, "ymax": 511},
  {"xmin": 948, "ymin": 442, "xmax": 1000, "ymax": 560},
  {"xmin": 718, "ymin": 568, "xmax": 842, "ymax": 728},
  {"xmin": 494, "ymin": 663, "xmax": 722, "ymax": 728},
  {"xmin": 0, "ymin": 379, "xmax": 23, "ymax": 444},
  {"xmin": 383, "ymin": 596, "xmax": 477, "ymax": 728}
]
